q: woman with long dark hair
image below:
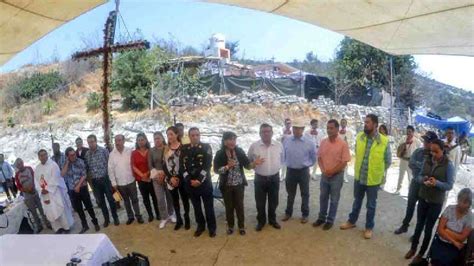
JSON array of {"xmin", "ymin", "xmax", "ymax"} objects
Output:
[
  {"xmin": 213, "ymin": 131, "xmax": 263, "ymax": 236},
  {"xmin": 163, "ymin": 126, "xmax": 190, "ymax": 230},
  {"xmin": 149, "ymin": 131, "xmax": 176, "ymax": 229},
  {"xmin": 132, "ymin": 133, "xmax": 160, "ymax": 222},
  {"xmin": 406, "ymin": 139, "xmax": 455, "ymax": 264}
]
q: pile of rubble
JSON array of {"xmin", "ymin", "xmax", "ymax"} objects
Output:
[
  {"xmin": 169, "ymin": 90, "xmax": 306, "ymax": 106},
  {"xmin": 170, "ymin": 90, "xmax": 408, "ymax": 131}
]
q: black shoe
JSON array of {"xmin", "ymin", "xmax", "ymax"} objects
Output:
[
  {"xmin": 194, "ymin": 229, "xmax": 205, "ymax": 237},
  {"xmin": 209, "ymin": 231, "xmax": 216, "ymax": 238},
  {"xmin": 79, "ymin": 226, "xmax": 89, "ymax": 234},
  {"xmin": 126, "ymin": 218, "xmax": 135, "ymax": 225},
  {"xmin": 227, "ymin": 228, "xmax": 234, "ymax": 235},
  {"xmin": 323, "ymin": 223, "xmax": 333, "ymax": 231},
  {"xmin": 184, "ymin": 216, "xmax": 191, "ymax": 230},
  {"xmin": 62, "ymin": 229, "xmax": 70, "ymax": 234},
  {"xmin": 256, "ymin": 224, "xmax": 264, "ymax": 232},
  {"xmin": 312, "ymin": 219, "xmax": 325, "ymax": 227},
  {"xmin": 239, "ymin": 229, "xmax": 246, "ymax": 236},
  {"xmin": 113, "ymin": 218, "xmax": 120, "ymax": 226},
  {"xmin": 395, "ymin": 225, "xmax": 408, "ymax": 235},
  {"xmin": 270, "ymin": 222, "xmax": 281, "ymax": 229},
  {"xmin": 94, "ymin": 224, "xmax": 100, "ymax": 231},
  {"xmin": 148, "ymin": 216, "xmax": 154, "ymax": 223},
  {"xmin": 137, "ymin": 217, "xmax": 144, "ymax": 224},
  {"xmin": 55, "ymin": 228, "xmax": 64, "ymax": 234},
  {"xmin": 103, "ymin": 220, "xmax": 110, "ymax": 228},
  {"xmin": 174, "ymin": 222, "xmax": 183, "ymax": 231}
]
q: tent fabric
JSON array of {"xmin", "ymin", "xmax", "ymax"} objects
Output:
[
  {"xmin": 265, "ymin": 78, "xmax": 302, "ymax": 96},
  {"xmin": 0, "ymin": 0, "xmax": 106, "ymax": 66},
  {"xmin": 304, "ymin": 75, "xmax": 333, "ymax": 101},
  {"xmin": 207, "ymin": 0, "xmax": 474, "ymax": 56},
  {"xmin": 198, "ymin": 74, "xmax": 221, "ymax": 94},
  {"xmin": 223, "ymin": 76, "xmax": 264, "ymax": 94},
  {"xmin": 199, "ymin": 75, "xmax": 303, "ymax": 96},
  {"xmin": 415, "ymin": 114, "xmax": 472, "ymax": 135}
]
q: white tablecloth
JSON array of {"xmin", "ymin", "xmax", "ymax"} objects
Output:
[
  {"xmin": 0, "ymin": 197, "xmax": 28, "ymax": 236},
  {"xmin": 0, "ymin": 234, "xmax": 121, "ymax": 266}
]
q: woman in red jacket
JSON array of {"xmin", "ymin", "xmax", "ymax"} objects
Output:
[{"xmin": 132, "ymin": 133, "xmax": 160, "ymax": 222}]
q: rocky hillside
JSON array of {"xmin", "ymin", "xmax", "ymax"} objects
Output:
[{"xmin": 413, "ymin": 75, "xmax": 474, "ymax": 120}]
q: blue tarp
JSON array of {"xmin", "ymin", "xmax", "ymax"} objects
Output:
[{"xmin": 415, "ymin": 114, "xmax": 472, "ymax": 135}]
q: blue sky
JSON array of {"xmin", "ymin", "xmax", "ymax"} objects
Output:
[{"xmin": 2, "ymin": 0, "xmax": 473, "ymax": 92}]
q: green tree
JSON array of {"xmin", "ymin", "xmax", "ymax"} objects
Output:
[
  {"xmin": 334, "ymin": 37, "xmax": 419, "ymax": 108},
  {"xmin": 111, "ymin": 44, "xmax": 206, "ymax": 110},
  {"xmin": 111, "ymin": 47, "xmax": 169, "ymax": 110}
]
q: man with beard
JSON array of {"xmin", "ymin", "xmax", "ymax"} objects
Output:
[{"xmin": 340, "ymin": 114, "xmax": 391, "ymax": 239}]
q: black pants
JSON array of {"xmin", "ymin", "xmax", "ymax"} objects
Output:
[
  {"xmin": 188, "ymin": 181, "xmax": 216, "ymax": 232},
  {"xmin": 402, "ymin": 180, "xmax": 420, "ymax": 227},
  {"xmin": 2, "ymin": 180, "xmax": 17, "ymax": 198},
  {"xmin": 68, "ymin": 186, "xmax": 98, "ymax": 227},
  {"xmin": 223, "ymin": 184, "xmax": 245, "ymax": 229},
  {"xmin": 91, "ymin": 178, "xmax": 118, "ymax": 221},
  {"xmin": 285, "ymin": 167, "xmax": 310, "ymax": 217},
  {"xmin": 118, "ymin": 181, "xmax": 142, "ymax": 219},
  {"xmin": 429, "ymin": 235, "xmax": 464, "ymax": 266},
  {"xmin": 255, "ymin": 173, "xmax": 280, "ymax": 225},
  {"xmin": 169, "ymin": 183, "xmax": 190, "ymax": 224},
  {"xmin": 411, "ymin": 199, "xmax": 443, "ymax": 257},
  {"xmin": 138, "ymin": 181, "xmax": 160, "ymax": 219}
]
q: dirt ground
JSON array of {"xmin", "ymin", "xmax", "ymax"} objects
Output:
[{"xmin": 43, "ymin": 170, "xmax": 415, "ymax": 266}]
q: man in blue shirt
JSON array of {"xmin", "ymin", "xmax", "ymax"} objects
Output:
[
  {"xmin": 0, "ymin": 153, "xmax": 17, "ymax": 200},
  {"xmin": 282, "ymin": 119, "xmax": 317, "ymax": 224},
  {"xmin": 62, "ymin": 147, "xmax": 100, "ymax": 234}
]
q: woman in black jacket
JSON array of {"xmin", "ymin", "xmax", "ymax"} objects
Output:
[
  {"xmin": 213, "ymin": 131, "xmax": 263, "ymax": 236},
  {"xmin": 406, "ymin": 139, "xmax": 455, "ymax": 265}
]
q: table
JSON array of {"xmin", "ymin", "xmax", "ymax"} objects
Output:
[
  {"xmin": 0, "ymin": 197, "xmax": 28, "ymax": 236},
  {"xmin": 0, "ymin": 234, "xmax": 121, "ymax": 265}
]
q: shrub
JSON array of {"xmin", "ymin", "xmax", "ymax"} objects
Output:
[
  {"xmin": 86, "ymin": 92, "xmax": 102, "ymax": 112},
  {"xmin": 42, "ymin": 98, "xmax": 56, "ymax": 115},
  {"xmin": 8, "ymin": 71, "xmax": 65, "ymax": 102},
  {"xmin": 7, "ymin": 116, "xmax": 15, "ymax": 128}
]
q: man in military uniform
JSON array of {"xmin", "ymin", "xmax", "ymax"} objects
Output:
[{"xmin": 180, "ymin": 127, "xmax": 216, "ymax": 238}]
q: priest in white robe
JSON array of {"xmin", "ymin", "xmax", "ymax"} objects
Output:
[{"xmin": 34, "ymin": 149, "xmax": 74, "ymax": 233}]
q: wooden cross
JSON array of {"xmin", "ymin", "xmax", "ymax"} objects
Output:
[{"xmin": 72, "ymin": 10, "xmax": 149, "ymax": 149}]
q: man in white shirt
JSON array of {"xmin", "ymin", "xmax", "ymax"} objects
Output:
[
  {"xmin": 395, "ymin": 126, "xmax": 422, "ymax": 195},
  {"xmin": 444, "ymin": 127, "xmax": 462, "ymax": 177},
  {"xmin": 108, "ymin": 134, "xmax": 144, "ymax": 225},
  {"xmin": 249, "ymin": 123, "xmax": 284, "ymax": 231},
  {"xmin": 34, "ymin": 149, "xmax": 74, "ymax": 234},
  {"xmin": 305, "ymin": 119, "xmax": 324, "ymax": 180}
]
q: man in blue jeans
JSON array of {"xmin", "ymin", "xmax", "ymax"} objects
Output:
[
  {"xmin": 313, "ymin": 119, "xmax": 351, "ymax": 230},
  {"xmin": 340, "ymin": 114, "xmax": 391, "ymax": 239}
]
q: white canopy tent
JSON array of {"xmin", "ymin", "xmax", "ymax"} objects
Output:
[
  {"xmin": 0, "ymin": 0, "xmax": 107, "ymax": 66},
  {"xmin": 207, "ymin": 0, "xmax": 474, "ymax": 56}
]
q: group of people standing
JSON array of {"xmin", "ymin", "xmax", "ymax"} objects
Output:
[{"xmin": 1, "ymin": 113, "xmax": 471, "ymax": 265}]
